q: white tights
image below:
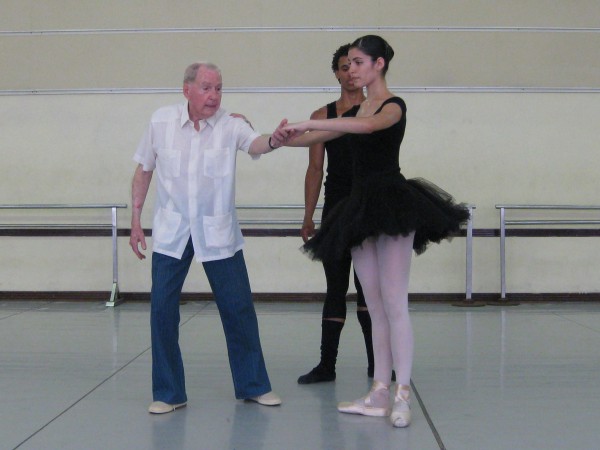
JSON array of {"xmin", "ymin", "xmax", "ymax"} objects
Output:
[{"xmin": 351, "ymin": 232, "xmax": 415, "ymax": 386}]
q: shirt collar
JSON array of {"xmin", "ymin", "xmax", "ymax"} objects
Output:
[{"xmin": 181, "ymin": 102, "xmax": 224, "ymax": 129}]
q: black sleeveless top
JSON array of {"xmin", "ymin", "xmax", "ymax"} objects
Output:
[
  {"xmin": 302, "ymin": 95, "xmax": 470, "ymax": 261},
  {"xmin": 323, "ymin": 101, "xmax": 360, "ymax": 197},
  {"xmin": 352, "ymin": 97, "xmax": 407, "ymax": 180}
]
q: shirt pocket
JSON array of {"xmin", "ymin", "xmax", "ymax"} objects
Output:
[
  {"xmin": 203, "ymin": 213, "xmax": 234, "ymax": 248},
  {"xmin": 204, "ymin": 147, "xmax": 232, "ymax": 178},
  {"xmin": 157, "ymin": 148, "xmax": 181, "ymax": 178},
  {"xmin": 153, "ymin": 208, "xmax": 182, "ymax": 244}
]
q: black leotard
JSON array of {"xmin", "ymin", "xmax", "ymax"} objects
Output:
[{"xmin": 303, "ymin": 97, "xmax": 470, "ymax": 262}]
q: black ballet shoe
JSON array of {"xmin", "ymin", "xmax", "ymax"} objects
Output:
[{"xmin": 297, "ymin": 364, "xmax": 336, "ymax": 384}]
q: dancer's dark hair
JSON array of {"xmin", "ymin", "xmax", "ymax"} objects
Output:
[
  {"xmin": 351, "ymin": 35, "xmax": 395, "ymax": 75},
  {"xmin": 331, "ymin": 43, "xmax": 352, "ymax": 73}
]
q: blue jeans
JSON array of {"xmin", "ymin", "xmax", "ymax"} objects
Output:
[{"xmin": 150, "ymin": 239, "xmax": 272, "ymax": 403}]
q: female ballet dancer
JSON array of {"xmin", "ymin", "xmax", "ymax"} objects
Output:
[{"xmin": 282, "ymin": 35, "xmax": 470, "ymax": 427}]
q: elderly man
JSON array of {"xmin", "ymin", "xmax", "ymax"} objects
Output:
[{"xmin": 130, "ymin": 62, "xmax": 286, "ymax": 414}]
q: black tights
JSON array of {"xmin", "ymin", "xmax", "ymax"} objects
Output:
[
  {"xmin": 322, "ymin": 254, "xmax": 366, "ymax": 319},
  {"xmin": 320, "ymin": 190, "xmax": 366, "ymax": 320},
  {"xmin": 311, "ymin": 192, "xmax": 373, "ymax": 375},
  {"xmin": 319, "ymin": 251, "xmax": 373, "ymax": 375}
]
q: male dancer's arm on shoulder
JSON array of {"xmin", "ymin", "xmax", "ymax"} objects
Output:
[
  {"xmin": 230, "ymin": 113, "xmax": 254, "ymax": 129},
  {"xmin": 302, "ymin": 106, "xmax": 327, "ymax": 242}
]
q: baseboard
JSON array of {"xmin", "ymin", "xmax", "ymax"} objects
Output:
[{"xmin": 1, "ymin": 291, "xmax": 600, "ymax": 303}]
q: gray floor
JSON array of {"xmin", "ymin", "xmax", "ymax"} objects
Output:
[{"xmin": 1, "ymin": 300, "xmax": 599, "ymax": 450}]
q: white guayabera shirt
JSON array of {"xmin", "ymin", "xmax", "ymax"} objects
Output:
[{"xmin": 134, "ymin": 102, "xmax": 261, "ymax": 262}]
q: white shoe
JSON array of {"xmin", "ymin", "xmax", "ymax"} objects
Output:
[
  {"xmin": 247, "ymin": 391, "xmax": 282, "ymax": 406},
  {"xmin": 390, "ymin": 385, "xmax": 411, "ymax": 427},
  {"xmin": 337, "ymin": 381, "xmax": 390, "ymax": 417},
  {"xmin": 148, "ymin": 401, "xmax": 187, "ymax": 414}
]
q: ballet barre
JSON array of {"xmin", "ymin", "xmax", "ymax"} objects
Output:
[
  {"xmin": 0, "ymin": 203, "xmax": 127, "ymax": 307},
  {"xmin": 495, "ymin": 204, "xmax": 600, "ymax": 305},
  {"xmin": 0, "ymin": 203, "xmax": 474, "ymax": 305}
]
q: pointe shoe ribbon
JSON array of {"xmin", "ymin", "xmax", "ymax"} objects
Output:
[{"xmin": 337, "ymin": 381, "xmax": 391, "ymax": 417}]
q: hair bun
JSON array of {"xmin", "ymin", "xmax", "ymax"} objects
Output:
[
  {"xmin": 350, "ymin": 34, "xmax": 395, "ymax": 75},
  {"xmin": 384, "ymin": 42, "xmax": 394, "ymax": 62}
]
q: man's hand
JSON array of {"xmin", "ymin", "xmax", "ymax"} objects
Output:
[
  {"xmin": 129, "ymin": 225, "xmax": 147, "ymax": 260},
  {"xmin": 270, "ymin": 119, "xmax": 289, "ymax": 147}
]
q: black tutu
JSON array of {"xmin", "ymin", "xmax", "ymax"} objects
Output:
[{"xmin": 302, "ymin": 170, "xmax": 470, "ymax": 262}]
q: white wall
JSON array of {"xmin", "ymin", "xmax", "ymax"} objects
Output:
[{"xmin": 1, "ymin": 1, "xmax": 599, "ymax": 294}]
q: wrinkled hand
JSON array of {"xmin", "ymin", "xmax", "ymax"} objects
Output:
[
  {"xmin": 301, "ymin": 219, "xmax": 316, "ymax": 243},
  {"xmin": 270, "ymin": 119, "xmax": 289, "ymax": 147},
  {"xmin": 129, "ymin": 225, "xmax": 147, "ymax": 260}
]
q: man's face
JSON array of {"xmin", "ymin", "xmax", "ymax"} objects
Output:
[
  {"xmin": 183, "ymin": 67, "xmax": 222, "ymax": 120},
  {"xmin": 335, "ymin": 56, "xmax": 360, "ymax": 92}
]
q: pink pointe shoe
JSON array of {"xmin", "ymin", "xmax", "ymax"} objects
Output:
[
  {"xmin": 390, "ymin": 384, "xmax": 411, "ymax": 428},
  {"xmin": 337, "ymin": 381, "xmax": 391, "ymax": 417}
]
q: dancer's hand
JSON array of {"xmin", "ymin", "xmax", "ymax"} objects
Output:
[
  {"xmin": 282, "ymin": 121, "xmax": 311, "ymax": 141},
  {"xmin": 301, "ymin": 218, "xmax": 316, "ymax": 243},
  {"xmin": 282, "ymin": 121, "xmax": 310, "ymax": 135}
]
